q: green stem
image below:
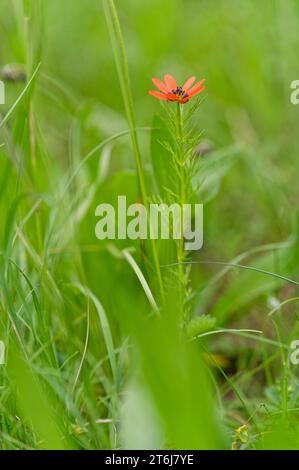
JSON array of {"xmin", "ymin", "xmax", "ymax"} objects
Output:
[
  {"xmin": 102, "ymin": 0, "xmax": 164, "ymax": 300},
  {"xmin": 177, "ymin": 103, "xmax": 186, "ymax": 318}
]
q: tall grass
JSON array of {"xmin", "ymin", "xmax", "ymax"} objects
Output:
[
  {"xmin": 0, "ymin": 0, "xmax": 299, "ymax": 450},
  {"xmin": 102, "ymin": 0, "xmax": 164, "ymax": 299}
]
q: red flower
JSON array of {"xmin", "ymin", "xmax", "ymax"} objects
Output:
[{"xmin": 149, "ymin": 74, "xmax": 205, "ymax": 104}]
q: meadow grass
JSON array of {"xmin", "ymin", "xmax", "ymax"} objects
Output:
[{"xmin": 0, "ymin": 0, "xmax": 299, "ymax": 450}]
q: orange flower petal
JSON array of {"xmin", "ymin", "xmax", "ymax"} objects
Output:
[
  {"xmin": 152, "ymin": 77, "xmax": 168, "ymax": 93},
  {"xmin": 183, "ymin": 76, "xmax": 196, "ymax": 92},
  {"xmin": 166, "ymin": 93, "xmax": 177, "ymax": 101},
  {"xmin": 188, "ymin": 79, "xmax": 206, "ymax": 97},
  {"xmin": 181, "ymin": 96, "xmax": 190, "ymax": 104},
  {"xmin": 188, "ymin": 85, "xmax": 205, "ymax": 99},
  {"xmin": 164, "ymin": 74, "xmax": 177, "ymax": 91},
  {"xmin": 149, "ymin": 90, "xmax": 168, "ymax": 101}
]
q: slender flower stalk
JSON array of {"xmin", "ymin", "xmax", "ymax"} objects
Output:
[{"xmin": 176, "ymin": 102, "xmax": 186, "ymax": 317}]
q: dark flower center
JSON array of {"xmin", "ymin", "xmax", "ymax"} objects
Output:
[{"xmin": 171, "ymin": 86, "xmax": 189, "ymax": 99}]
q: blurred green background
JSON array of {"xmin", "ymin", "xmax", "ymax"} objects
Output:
[{"xmin": 1, "ymin": 0, "xmax": 299, "ymax": 450}]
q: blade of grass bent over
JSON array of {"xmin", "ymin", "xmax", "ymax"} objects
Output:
[
  {"xmin": 0, "ymin": 62, "xmax": 41, "ymax": 129},
  {"xmin": 122, "ymin": 249, "xmax": 159, "ymax": 314}
]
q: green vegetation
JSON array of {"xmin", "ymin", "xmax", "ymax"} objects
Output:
[{"xmin": 1, "ymin": 0, "xmax": 299, "ymax": 450}]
